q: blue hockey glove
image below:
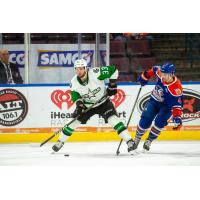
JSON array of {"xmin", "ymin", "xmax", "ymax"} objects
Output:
[
  {"xmin": 173, "ymin": 116, "xmax": 182, "ymax": 130},
  {"xmin": 138, "ymin": 74, "xmax": 148, "ymax": 86}
]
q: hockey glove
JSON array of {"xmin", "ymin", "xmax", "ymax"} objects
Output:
[
  {"xmin": 173, "ymin": 116, "xmax": 182, "ymax": 130},
  {"xmin": 107, "ymin": 80, "xmax": 117, "ymax": 96},
  {"xmin": 72, "ymin": 100, "xmax": 87, "ymax": 118},
  {"xmin": 138, "ymin": 72, "xmax": 149, "ymax": 86}
]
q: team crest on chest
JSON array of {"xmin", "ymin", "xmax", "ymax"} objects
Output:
[{"xmin": 82, "ymin": 87, "xmax": 101, "ymax": 99}]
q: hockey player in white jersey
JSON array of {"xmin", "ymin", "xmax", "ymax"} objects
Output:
[{"xmin": 52, "ymin": 58, "xmax": 135, "ymax": 153}]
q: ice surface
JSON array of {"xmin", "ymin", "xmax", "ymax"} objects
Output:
[{"xmin": 0, "ymin": 141, "xmax": 200, "ymax": 166}]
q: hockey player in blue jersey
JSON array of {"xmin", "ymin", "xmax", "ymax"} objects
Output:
[{"xmin": 133, "ymin": 62, "xmax": 183, "ymax": 151}]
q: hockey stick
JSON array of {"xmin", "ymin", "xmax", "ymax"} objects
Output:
[
  {"xmin": 116, "ymin": 86, "xmax": 142, "ymax": 155},
  {"xmin": 40, "ymin": 95, "xmax": 109, "ymax": 147}
]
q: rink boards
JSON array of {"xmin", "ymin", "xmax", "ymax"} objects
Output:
[
  {"xmin": 1, "ymin": 130, "xmax": 200, "ymax": 143},
  {"xmin": 0, "ymin": 82, "xmax": 200, "ymax": 143}
]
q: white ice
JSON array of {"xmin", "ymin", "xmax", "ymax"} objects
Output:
[{"xmin": 0, "ymin": 141, "xmax": 200, "ymax": 165}]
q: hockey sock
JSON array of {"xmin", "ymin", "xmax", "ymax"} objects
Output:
[
  {"xmin": 62, "ymin": 126, "xmax": 74, "ymax": 136},
  {"xmin": 59, "ymin": 130, "xmax": 70, "ymax": 143},
  {"xmin": 59, "ymin": 120, "xmax": 81, "ymax": 142},
  {"xmin": 58, "ymin": 126, "xmax": 74, "ymax": 142},
  {"xmin": 135, "ymin": 124, "xmax": 147, "ymax": 139},
  {"xmin": 108, "ymin": 116, "xmax": 132, "ymax": 142},
  {"xmin": 114, "ymin": 122, "xmax": 126, "ymax": 133},
  {"xmin": 118, "ymin": 129, "xmax": 132, "ymax": 142},
  {"xmin": 147, "ymin": 125, "xmax": 162, "ymax": 141},
  {"xmin": 114, "ymin": 122, "xmax": 132, "ymax": 142}
]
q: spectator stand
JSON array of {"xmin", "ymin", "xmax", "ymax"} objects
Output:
[{"xmin": 110, "ymin": 33, "xmax": 155, "ymax": 82}]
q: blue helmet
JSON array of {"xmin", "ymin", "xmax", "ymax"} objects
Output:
[{"xmin": 160, "ymin": 62, "xmax": 175, "ymax": 74}]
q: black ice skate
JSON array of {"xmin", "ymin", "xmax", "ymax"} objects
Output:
[
  {"xmin": 127, "ymin": 139, "xmax": 137, "ymax": 153},
  {"xmin": 143, "ymin": 139, "xmax": 152, "ymax": 151},
  {"xmin": 132, "ymin": 137, "xmax": 141, "ymax": 150},
  {"xmin": 52, "ymin": 140, "xmax": 64, "ymax": 152}
]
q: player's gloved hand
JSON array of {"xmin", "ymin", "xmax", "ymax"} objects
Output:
[
  {"xmin": 72, "ymin": 100, "xmax": 87, "ymax": 118},
  {"xmin": 107, "ymin": 80, "xmax": 117, "ymax": 96},
  {"xmin": 173, "ymin": 116, "xmax": 182, "ymax": 130},
  {"xmin": 138, "ymin": 74, "xmax": 148, "ymax": 86}
]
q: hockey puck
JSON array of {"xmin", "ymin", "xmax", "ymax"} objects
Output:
[{"xmin": 64, "ymin": 154, "xmax": 69, "ymax": 157}]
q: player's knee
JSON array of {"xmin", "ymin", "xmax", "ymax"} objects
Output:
[
  {"xmin": 154, "ymin": 118, "xmax": 168, "ymax": 129},
  {"xmin": 139, "ymin": 116, "xmax": 152, "ymax": 129}
]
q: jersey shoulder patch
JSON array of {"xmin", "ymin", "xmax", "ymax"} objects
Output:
[
  {"xmin": 89, "ymin": 68, "xmax": 100, "ymax": 79},
  {"xmin": 168, "ymin": 78, "xmax": 183, "ymax": 96},
  {"xmin": 93, "ymin": 67, "xmax": 100, "ymax": 73}
]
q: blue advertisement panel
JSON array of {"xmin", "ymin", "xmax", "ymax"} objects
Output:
[
  {"xmin": 9, "ymin": 51, "xmax": 25, "ymax": 68},
  {"xmin": 37, "ymin": 50, "xmax": 94, "ymax": 67}
]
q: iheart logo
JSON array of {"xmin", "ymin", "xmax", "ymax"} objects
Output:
[
  {"xmin": 51, "ymin": 90, "xmax": 74, "ymax": 110},
  {"xmin": 51, "ymin": 89, "xmax": 126, "ymax": 109},
  {"xmin": 110, "ymin": 89, "xmax": 126, "ymax": 108}
]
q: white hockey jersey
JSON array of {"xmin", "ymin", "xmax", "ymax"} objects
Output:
[{"xmin": 70, "ymin": 66, "xmax": 118, "ymax": 107}]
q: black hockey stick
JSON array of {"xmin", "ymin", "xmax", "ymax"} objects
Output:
[
  {"xmin": 40, "ymin": 95, "xmax": 109, "ymax": 147},
  {"xmin": 116, "ymin": 86, "xmax": 142, "ymax": 155}
]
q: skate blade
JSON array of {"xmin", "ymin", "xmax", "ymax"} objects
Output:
[
  {"xmin": 141, "ymin": 149, "xmax": 149, "ymax": 153},
  {"xmin": 51, "ymin": 151, "xmax": 61, "ymax": 154},
  {"xmin": 129, "ymin": 150, "xmax": 140, "ymax": 156}
]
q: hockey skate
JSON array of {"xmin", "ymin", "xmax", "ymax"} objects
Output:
[
  {"xmin": 127, "ymin": 139, "xmax": 137, "ymax": 154},
  {"xmin": 143, "ymin": 139, "xmax": 152, "ymax": 151},
  {"xmin": 132, "ymin": 137, "xmax": 141, "ymax": 150},
  {"xmin": 52, "ymin": 140, "xmax": 64, "ymax": 152}
]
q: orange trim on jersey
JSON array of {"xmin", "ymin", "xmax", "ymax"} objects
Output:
[
  {"xmin": 162, "ymin": 76, "xmax": 177, "ymax": 86},
  {"xmin": 167, "ymin": 77, "xmax": 183, "ymax": 96}
]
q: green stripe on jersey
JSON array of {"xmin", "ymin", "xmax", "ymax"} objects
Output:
[{"xmin": 71, "ymin": 90, "xmax": 81, "ymax": 102}]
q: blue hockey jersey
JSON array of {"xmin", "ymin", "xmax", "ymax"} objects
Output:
[{"xmin": 141, "ymin": 66, "xmax": 183, "ymax": 117}]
